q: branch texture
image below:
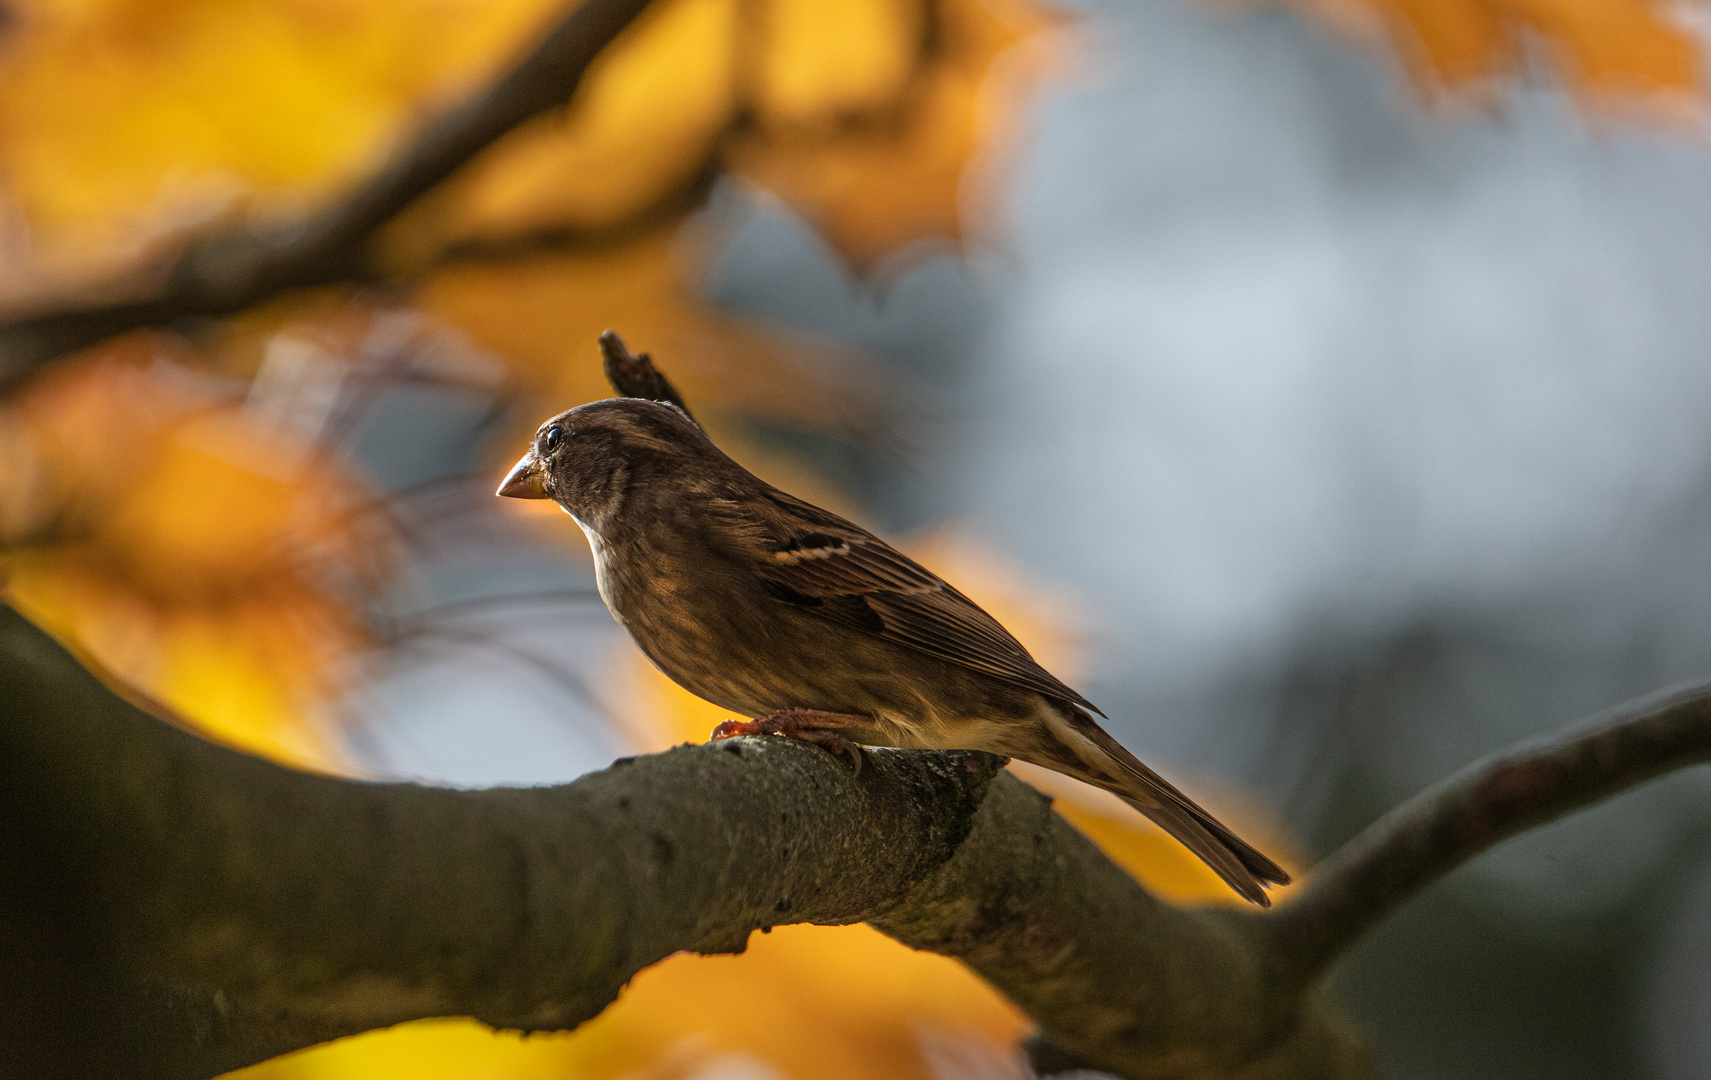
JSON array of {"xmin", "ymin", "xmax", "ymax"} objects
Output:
[
  {"xmin": 0, "ymin": 605, "xmax": 1369, "ymax": 1080},
  {"xmin": 8, "ymin": 599, "xmax": 1711, "ymax": 1076},
  {"xmin": 0, "ymin": 0, "xmax": 662, "ymax": 386},
  {"xmin": 10, "ymin": 331, "xmax": 1711, "ymax": 1078}
]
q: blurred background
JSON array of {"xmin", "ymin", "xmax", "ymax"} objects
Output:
[{"xmin": 3, "ymin": 0, "xmax": 1711, "ymax": 1076}]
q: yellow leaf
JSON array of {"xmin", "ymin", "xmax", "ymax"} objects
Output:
[
  {"xmin": 421, "ymin": 226, "xmax": 895, "ymax": 442},
  {"xmin": 388, "ymin": 0, "xmax": 739, "ymax": 259},
  {"xmin": 1, "ymin": 346, "xmax": 384, "ymax": 771},
  {"xmin": 226, "ymin": 923, "xmax": 1026, "ymax": 1080},
  {"xmin": 8, "ymin": 560, "xmax": 360, "ymax": 770},
  {"xmin": 730, "ymin": 0, "xmax": 1066, "ymax": 270},
  {"xmin": 0, "ymin": 0, "xmax": 560, "ymax": 268},
  {"xmin": 754, "ymin": 0, "xmax": 924, "ymax": 123}
]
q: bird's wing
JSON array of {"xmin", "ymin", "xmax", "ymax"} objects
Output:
[{"xmin": 707, "ymin": 487, "xmax": 1103, "ymax": 715}]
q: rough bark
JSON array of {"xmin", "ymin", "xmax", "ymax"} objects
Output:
[
  {"xmin": 5, "ymin": 0, "xmax": 1708, "ymax": 1070},
  {"xmin": 870, "ymin": 778, "xmax": 1372, "ymax": 1080},
  {"xmin": 8, "ymin": 594, "xmax": 1711, "ymax": 1078},
  {"xmin": 0, "ymin": 605, "xmax": 1369, "ymax": 1079},
  {"xmin": 12, "ymin": 341, "xmax": 1711, "ymax": 1080}
]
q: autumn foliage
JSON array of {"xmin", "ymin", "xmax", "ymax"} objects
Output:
[
  {"xmin": 1293, "ymin": 0, "xmax": 1702, "ymax": 103},
  {"xmin": 0, "ymin": 0, "xmax": 1701, "ymax": 1075}
]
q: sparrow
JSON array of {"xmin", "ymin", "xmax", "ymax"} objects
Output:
[{"xmin": 499, "ymin": 395, "xmax": 1291, "ymax": 905}]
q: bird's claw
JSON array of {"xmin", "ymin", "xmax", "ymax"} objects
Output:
[
  {"xmin": 710, "ymin": 719, "xmax": 762, "ymax": 741},
  {"xmin": 709, "ymin": 710, "xmax": 866, "ymax": 776},
  {"xmin": 797, "ymin": 729, "xmax": 864, "ymax": 777}
]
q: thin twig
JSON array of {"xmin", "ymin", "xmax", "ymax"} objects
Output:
[
  {"xmin": 385, "ymin": 588, "xmax": 604, "ymax": 629},
  {"xmin": 398, "ymin": 622, "xmax": 618, "ymax": 723},
  {"xmin": 1262, "ymin": 676, "xmax": 1711, "ymax": 981}
]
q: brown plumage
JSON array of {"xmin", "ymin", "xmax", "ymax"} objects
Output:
[{"xmin": 498, "ymin": 396, "xmax": 1291, "ymax": 905}]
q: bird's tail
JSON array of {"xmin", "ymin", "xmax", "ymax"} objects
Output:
[{"xmin": 1035, "ymin": 706, "xmax": 1291, "ymax": 906}]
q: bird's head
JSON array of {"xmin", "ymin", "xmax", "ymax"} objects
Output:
[{"xmin": 497, "ymin": 397, "xmax": 713, "ymax": 530}]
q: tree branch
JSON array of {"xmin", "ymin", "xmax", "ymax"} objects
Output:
[
  {"xmin": 0, "ymin": 604, "xmax": 1370, "ymax": 1080},
  {"xmin": 1264, "ymin": 676, "xmax": 1711, "ymax": 982},
  {"xmin": 11, "ymin": 331, "xmax": 1707, "ymax": 1077},
  {"xmin": 0, "ymin": 0, "xmax": 663, "ymax": 387},
  {"xmin": 11, "ymin": 593, "xmax": 1711, "ymax": 1077},
  {"xmin": 417, "ymin": 152, "xmax": 722, "ymax": 273}
]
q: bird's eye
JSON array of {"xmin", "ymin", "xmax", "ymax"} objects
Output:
[{"xmin": 541, "ymin": 426, "xmax": 563, "ymax": 452}]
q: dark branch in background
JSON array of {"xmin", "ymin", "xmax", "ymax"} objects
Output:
[
  {"xmin": 0, "ymin": 0, "xmax": 970, "ymax": 388},
  {"xmin": 597, "ymin": 329, "xmax": 695, "ymax": 421},
  {"xmin": 1263, "ymin": 677, "xmax": 1711, "ymax": 983},
  {"xmin": 420, "ymin": 153, "xmax": 723, "ymax": 272},
  {"xmin": 0, "ymin": 0, "xmax": 663, "ymax": 387}
]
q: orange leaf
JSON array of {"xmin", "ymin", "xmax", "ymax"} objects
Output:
[
  {"xmin": 225, "ymin": 924, "xmax": 1027, "ymax": 1080},
  {"xmin": 2, "ymin": 344, "xmax": 387, "ymax": 770},
  {"xmin": 421, "ymin": 225, "xmax": 896, "ymax": 443},
  {"xmin": 0, "ymin": 0, "xmax": 560, "ymax": 277},
  {"xmin": 383, "ymin": 0, "xmax": 741, "ymax": 266},
  {"xmin": 1282, "ymin": 0, "xmax": 1701, "ymax": 107}
]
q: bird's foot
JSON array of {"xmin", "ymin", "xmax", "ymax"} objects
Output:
[{"xmin": 710, "ymin": 708, "xmax": 868, "ymax": 776}]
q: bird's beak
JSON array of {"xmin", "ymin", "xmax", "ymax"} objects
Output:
[{"xmin": 497, "ymin": 452, "xmax": 549, "ymax": 499}]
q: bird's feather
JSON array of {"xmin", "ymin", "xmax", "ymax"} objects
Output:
[
  {"xmin": 1040, "ymin": 706, "xmax": 1292, "ymax": 905},
  {"xmin": 707, "ymin": 487, "xmax": 1104, "ymax": 716}
]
